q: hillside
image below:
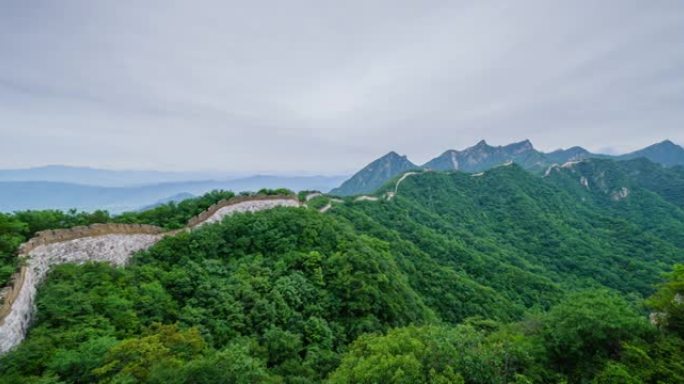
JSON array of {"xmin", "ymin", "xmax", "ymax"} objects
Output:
[
  {"xmin": 332, "ymin": 162, "xmax": 684, "ymax": 306},
  {"xmin": 1, "ymin": 159, "xmax": 684, "ymax": 383}
]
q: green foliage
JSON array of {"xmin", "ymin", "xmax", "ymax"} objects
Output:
[
  {"xmin": 540, "ymin": 290, "xmax": 651, "ymax": 381},
  {"xmin": 647, "ymin": 264, "xmax": 684, "ymax": 337},
  {"xmin": 0, "ymin": 209, "xmax": 112, "ymax": 287},
  {"xmin": 114, "ymin": 190, "xmax": 236, "ymax": 229},
  {"xmin": 0, "ymin": 213, "xmax": 27, "ymax": 286},
  {"xmin": 0, "ymin": 209, "xmax": 434, "ymax": 383},
  {"xmin": 3, "ymin": 163, "xmax": 684, "ymax": 383},
  {"xmin": 93, "ymin": 324, "xmax": 205, "ymax": 383},
  {"xmin": 591, "ymin": 362, "xmax": 640, "ymax": 384},
  {"xmin": 328, "ymin": 324, "xmax": 537, "ymax": 384}
]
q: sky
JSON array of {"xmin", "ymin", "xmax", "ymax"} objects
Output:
[{"xmin": 1, "ymin": 0, "xmax": 682, "ymax": 175}]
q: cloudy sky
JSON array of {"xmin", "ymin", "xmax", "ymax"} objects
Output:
[{"xmin": 1, "ymin": 0, "xmax": 682, "ymax": 174}]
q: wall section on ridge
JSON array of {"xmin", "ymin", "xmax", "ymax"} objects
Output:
[{"xmin": 0, "ymin": 195, "xmax": 303, "ymax": 355}]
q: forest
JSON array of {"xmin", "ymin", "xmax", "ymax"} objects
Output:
[{"xmin": 1, "ymin": 159, "xmax": 684, "ymax": 383}]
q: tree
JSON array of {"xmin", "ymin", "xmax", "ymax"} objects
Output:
[
  {"xmin": 647, "ymin": 264, "xmax": 684, "ymax": 337},
  {"xmin": 541, "ymin": 290, "xmax": 651, "ymax": 382}
]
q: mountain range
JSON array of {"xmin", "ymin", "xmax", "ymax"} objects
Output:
[
  {"xmin": 0, "ymin": 165, "xmax": 221, "ymax": 187},
  {"xmin": 4, "ymin": 154, "xmax": 684, "ymax": 382},
  {"xmin": 0, "ymin": 174, "xmax": 346, "ymax": 213},
  {"xmin": 331, "ymin": 139, "xmax": 684, "ymax": 195}
]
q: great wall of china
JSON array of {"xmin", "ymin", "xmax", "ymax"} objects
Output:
[
  {"xmin": 0, "ymin": 195, "xmax": 301, "ymax": 354},
  {"xmin": 0, "ymin": 173, "xmax": 419, "ymax": 355}
]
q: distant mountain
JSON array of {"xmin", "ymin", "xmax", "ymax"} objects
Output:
[
  {"xmin": 137, "ymin": 192, "xmax": 196, "ymax": 211},
  {"xmin": 617, "ymin": 140, "xmax": 684, "ymax": 167},
  {"xmin": 0, "ymin": 165, "xmax": 217, "ymax": 187},
  {"xmin": 332, "ymin": 139, "xmax": 684, "ymax": 196},
  {"xmin": 545, "ymin": 146, "xmax": 596, "ymax": 164},
  {"xmin": 422, "ymin": 140, "xmax": 547, "ymax": 172},
  {"xmin": 330, "ymin": 152, "xmax": 418, "ymax": 196},
  {"xmin": 0, "ymin": 175, "xmax": 347, "ymax": 213}
]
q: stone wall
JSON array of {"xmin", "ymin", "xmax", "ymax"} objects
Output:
[
  {"xmin": 0, "ymin": 233, "xmax": 163, "ymax": 353},
  {"xmin": 0, "ymin": 195, "xmax": 303, "ymax": 355},
  {"xmin": 19, "ymin": 223, "xmax": 164, "ymax": 255},
  {"xmin": 188, "ymin": 195, "xmax": 301, "ymax": 227}
]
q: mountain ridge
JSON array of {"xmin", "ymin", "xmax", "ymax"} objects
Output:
[
  {"xmin": 332, "ymin": 139, "xmax": 684, "ymax": 196},
  {"xmin": 0, "ymin": 175, "xmax": 347, "ymax": 213}
]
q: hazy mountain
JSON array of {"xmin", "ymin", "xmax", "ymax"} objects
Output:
[
  {"xmin": 330, "ymin": 152, "xmax": 418, "ymax": 196},
  {"xmin": 617, "ymin": 139, "xmax": 684, "ymax": 167},
  {"xmin": 0, "ymin": 175, "xmax": 347, "ymax": 213},
  {"xmin": 422, "ymin": 139, "xmax": 548, "ymax": 172},
  {"xmin": 545, "ymin": 146, "xmax": 596, "ymax": 164},
  {"xmin": 0, "ymin": 165, "xmax": 219, "ymax": 187},
  {"xmin": 137, "ymin": 192, "xmax": 196, "ymax": 211}
]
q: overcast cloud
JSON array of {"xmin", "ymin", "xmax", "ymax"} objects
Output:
[{"xmin": 1, "ymin": 0, "xmax": 682, "ymax": 174}]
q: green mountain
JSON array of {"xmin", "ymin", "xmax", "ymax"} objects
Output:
[
  {"xmin": 330, "ymin": 151, "xmax": 418, "ymax": 196},
  {"xmin": 2, "ymin": 157, "xmax": 684, "ymax": 383},
  {"xmin": 333, "ymin": 139, "xmax": 684, "ymax": 196}
]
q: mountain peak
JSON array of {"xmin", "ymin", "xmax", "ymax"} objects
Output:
[
  {"xmin": 506, "ymin": 139, "xmax": 535, "ymax": 152},
  {"xmin": 618, "ymin": 140, "xmax": 684, "ymax": 167},
  {"xmin": 381, "ymin": 151, "xmax": 406, "ymax": 160},
  {"xmin": 330, "ymin": 152, "xmax": 417, "ymax": 196}
]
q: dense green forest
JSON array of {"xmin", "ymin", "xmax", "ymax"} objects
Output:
[
  {"xmin": 0, "ymin": 189, "xmax": 296, "ymax": 288},
  {"xmin": 2, "ymin": 159, "xmax": 684, "ymax": 383}
]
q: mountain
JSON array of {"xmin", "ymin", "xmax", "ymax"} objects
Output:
[
  {"xmin": 545, "ymin": 146, "xmax": 595, "ymax": 164},
  {"xmin": 330, "ymin": 151, "xmax": 418, "ymax": 196},
  {"xmin": 546, "ymin": 157, "xmax": 684, "ymax": 210},
  {"xmin": 136, "ymin": 192, "xmax": 196, "ymax": 211},
  {"xmin": 4, "ymin": 157, "xmax": 684, "ymax": 383},
  {"xmin": 333, "ymin": 139, "xmax": 684, "ymax": 196},
  {"xmin": 0, "ymin": 175, "xmax": 347, "ymax": 213},
  {"xmin": 618, "ymin": 139, "xmax": 684, "ymax": 166},
  {"xmin": 422, "ymin": 139, "xmax": 548, "ymax": 172},
  {"xmin": 0, "ymin": 165, "xmax": 217, "ymax": 187},
  {"xmin": 357, "ymin": 159, "xmax": 684, "ymax": 299}
]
